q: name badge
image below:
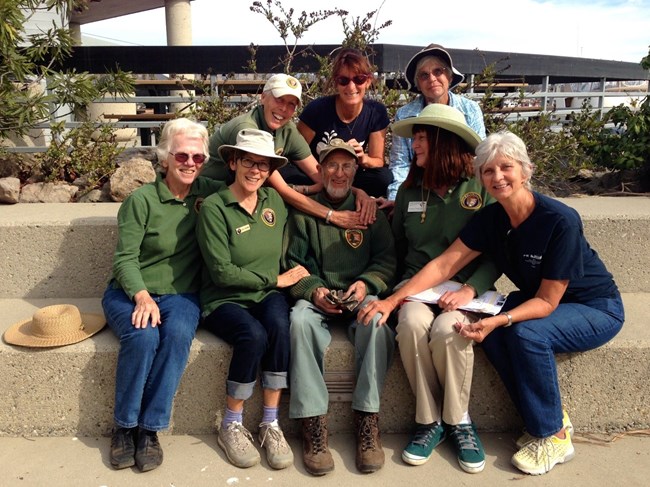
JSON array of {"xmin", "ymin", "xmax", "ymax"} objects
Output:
[
  {"xmin": 407, "ymin": 201, "xmax": 426, "ymax": 212},
  {"xmin": 235, "ymin": 224, "xmax": 251, "ymax": 235}
]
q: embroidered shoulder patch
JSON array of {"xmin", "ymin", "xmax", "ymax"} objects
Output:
[
  {"xmin": 460, "ymin": 192, "xmax": 483, "ymax": 210},
  {"xmin": 345, "ymin": 229, "xmax": 363, "ymax": 248},
  {"xmin": 261, "ymin": 208, "xmax": 276, "ymax": 226}
]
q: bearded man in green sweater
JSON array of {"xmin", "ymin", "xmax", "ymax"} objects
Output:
[{"xmin": 282, "ymin": 139, "xmax": 396, "ymax": 476}]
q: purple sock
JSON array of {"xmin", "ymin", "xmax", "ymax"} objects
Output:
[
  {"xmin": 221, "ymin": 407, "xmax": 243, "ymax": 429},
  {"xmin": 262, "ymin": 406, "xmax": 278, "ymax": 424}
]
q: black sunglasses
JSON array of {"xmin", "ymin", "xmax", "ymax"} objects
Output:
[
  {"xmin": 169, "ymin": 152, "xmax": 206, "ymax": 164},
  {"xmin": 335, "ymin": 74, "xmax": 371, "ymax": 86}
]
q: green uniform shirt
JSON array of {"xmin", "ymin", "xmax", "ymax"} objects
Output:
[
  {"xmin": 283, "ymin": 192, "xmax": 396, "ymax": 301},
  {"xmin": 111, "ymin": 174, "xmax": 222, "ymax": 299},
  {"xmin": 197, "ymin": 185, "xmax": 288, "ymax": 316},
  {"xmin": 392, "ymin": 177, "xmax": 500, "ymax": 296},
  {"xmin": 202, "ymin": 105, "xmax": 313, "ymax": 180}
]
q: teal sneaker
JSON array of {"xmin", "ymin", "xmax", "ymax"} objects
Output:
[
  {"xmin": 402, "ymin": 422, "xmax": 447, "ymax": 465},
  {"xmin": 447, "ymin": 423, "xmax": 486, "ymax": 474}
]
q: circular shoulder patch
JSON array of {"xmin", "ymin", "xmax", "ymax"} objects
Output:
[
  {"xmin": 460, "ymin": 192, "xmax": 483, "ymax": 210},
  {"xmin": 261, "ymin": 208, "xmax": 276, "ymax": 226}
]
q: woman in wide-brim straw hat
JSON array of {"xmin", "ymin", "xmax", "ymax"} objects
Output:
[
  {"xmin": 360, "ymin": 130, "xmax": 624, "ymax": 476},
  {"xmin": 386, "ymin": 43, "xmax": 486, "ymax": 204},
  {"xmin": 383, "ymin": 103, "xmax": 499, "ymax": 474},
  {"xmin": 102, "ymin": 117, "xmax": 222, "ymax": 473},
  {"xmin": 196, "ymin": 128, "xmax": 309, "ymax": 470}
]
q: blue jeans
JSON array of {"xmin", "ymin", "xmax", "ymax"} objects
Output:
[
  {"xmin": 202, "ymin": 291, "xmax": 290, "ymax": 400},
  {"xmin": 102, "ymin": 285, "xmax": 200, "ymax": 431},
  {"xmin": 481, "ymin": 291, "xmax": 624, "ymax": 438}
]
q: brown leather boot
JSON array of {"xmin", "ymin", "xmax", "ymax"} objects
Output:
[
  {"xmin": 301, "ymin": 415, "xmax": 334, "ymax": 476},
  {"xmin": 354, "ymin": 410, "xmax": 384, "ymax": 473}
]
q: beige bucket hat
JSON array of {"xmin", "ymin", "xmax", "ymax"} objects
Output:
[
  {"xmin": 3, "ymin": 304, "xmax": 106, "ymax": 348},
  {"xmin": 218, "ymin": 128, "xmax": 288, "ymax": 171}
]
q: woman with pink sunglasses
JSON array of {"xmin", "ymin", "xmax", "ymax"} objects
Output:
[
  {"xmin": 297, "ymin": 48, "xmax": 393, "ymax": 198},
  {"xmin": 102, "ymin": 118, "xmax": 221, "ymax": 473}
]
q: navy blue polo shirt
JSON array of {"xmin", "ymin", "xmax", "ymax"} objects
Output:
[{"xmin": 460, "ymin": 192, "xmax": 618, "ymax": 303}]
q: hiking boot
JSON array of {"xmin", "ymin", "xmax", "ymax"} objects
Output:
[
  {"xmin": 354, "ymin": 411, "xmax": 384, "ymax": 473},
  {"xmin": 218, "ymin": 421, "xmax": 261, "ymax": 468},
  {"xmin": 516, "ymin": 409, "xmax": 574, "ymax": 449},
  {"xmin": 447, "ymin": 423, "xmax": 486, "ymax": 474},
  {"xmin": 402, "ymin": 422, "xmax": 447, "ymax": 465},
  {"xmin": 135, "ymin": 428, "xmax": 163, "ymax": 472},
  {"xmin": 258, "ymin": 420, "xmax": 294, "ymax": 470},
  {"xmin": 301, "ymin": 415, "xmax": 334, "ymax": 476},
  {"xmin": 511, "ymin": 430, "xmax": 575, "ymax": 475},
  {"xmin": 110, "ymin": 427, "xmax": 136, "ymax": 469}
]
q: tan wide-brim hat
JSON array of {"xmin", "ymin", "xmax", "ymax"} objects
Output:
[
  {"xmin": 3, "ymin": 304, "xmax": 106, "ymax": 348},
  {"xmin": 391, "ymin": 103, "xmax": 481, "ymax": 150},
  {"xmin": 218, "ymin": 128, "xmax": 288, "ymax": 171}
]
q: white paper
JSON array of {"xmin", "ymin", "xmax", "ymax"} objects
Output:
[{"xmin": 406, "ymin": 280, "xmax": 507, "ymax": 315}]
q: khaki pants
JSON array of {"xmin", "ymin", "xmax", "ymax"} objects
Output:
[{"xmin": 396, "ymin": 300, "xmax": 478, "ymax": 425}]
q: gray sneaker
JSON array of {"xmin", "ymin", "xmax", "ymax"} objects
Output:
[
  {"xmin": 259, "ymin": 420, "xmax": 294, "ymax": 469},
  {"xmin": 218, "ymin": 421, "xmax": 261, "ymax": 468}
]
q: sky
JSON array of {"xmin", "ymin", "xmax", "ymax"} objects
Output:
[{"xmin": 80, "ymin": 0, "xmax": 650, "ymax": 64}]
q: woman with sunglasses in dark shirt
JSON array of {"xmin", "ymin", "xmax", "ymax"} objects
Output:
[
  {"xmin": 102, "ymin": 118, "xmax": 222, "ymax": 473},
  {"xmin": 297, "ymin": 48, "xmax": 393, "ymax": 198}
]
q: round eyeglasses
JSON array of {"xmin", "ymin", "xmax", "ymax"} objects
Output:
[{"xmin": 169, "ymin": 152, "xmax": 206, "ymax": 164}]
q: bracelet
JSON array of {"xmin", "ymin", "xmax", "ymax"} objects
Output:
[
  {"xmin": 500, "ymin": 311, "xmax": 513, "ymax": 327},
  {"xmin": 461, "ymin": 282, "xmax": 477, "ymax": 298},
  {"xmin": 325, "ymin": 209, "xmax": 333, "ymax": 224}
]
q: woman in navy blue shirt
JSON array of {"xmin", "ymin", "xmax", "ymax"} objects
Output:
[
  {"xmin": 358, "ymin": 131, "xmax": 624, "ymax": 476},
  {"xmin": 297, "ymin": 48, "xmax": 393, "ymax": 197}
]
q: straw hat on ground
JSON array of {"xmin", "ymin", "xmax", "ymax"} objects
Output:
[
  {"xmin": 391, "ymin": 103, "xmax": 481, "ymax": 150},
  {"xmin": 3, "ymin": 304, "xmax": 106, "ymax": 348}
]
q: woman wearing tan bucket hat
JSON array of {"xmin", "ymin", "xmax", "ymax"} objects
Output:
[
  {"xmin": 373, "ymin": 103, "xmax": 498, "ymax": 474},
  {"xmin": 101, "ymin": 118, "xmax": 222, "ymax": 473},
  {"xmin": 386, "ymin": 44, "xmax": 486, "ymax": 205},
  {"xmin": 3, "ymin": 304, "xmax": 105, "ymax": 348},
  {"xmin": 197, "ymin": 128, "xmax": 309, "ymax": 470}
]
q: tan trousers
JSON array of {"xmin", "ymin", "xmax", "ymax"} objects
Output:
[{"xmin": 396, "ymin": 300, "xmax": 478, "ymax": 425}]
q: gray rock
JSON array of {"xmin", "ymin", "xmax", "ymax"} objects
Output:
[
  {"xmin": 19, "ymin": 182, "xmax": 78, "ymax": 203},
  {"xmin": 109, "ymin": 158, "xmax": 156, "ymax": 202},
  {"xmin": 0, "ymin": 177, "xmax": 21, "ymax": 204}
]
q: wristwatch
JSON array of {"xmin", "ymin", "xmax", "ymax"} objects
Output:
[{"xmin": 500, "ymin": 311, "xmax": 513, "ymax": 327}]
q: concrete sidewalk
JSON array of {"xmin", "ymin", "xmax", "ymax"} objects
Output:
[{"xmin": 1, "ymin": 431, "xmax": 647, "ymax": 487}]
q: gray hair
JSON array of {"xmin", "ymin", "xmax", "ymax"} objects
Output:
[
  {"xmin": 155, "ymin": 118, "xmax": 209, "ymax": 164},
  {"xmin": 473, "ymin": 131, "xmax": 535, "ymax": 190},
  {"xmin": 414, "ymin": 55, "xmax": 450, "ymax": 92}
]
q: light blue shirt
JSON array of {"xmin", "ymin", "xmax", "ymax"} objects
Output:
[{"xmin": 387, "ymin": 92, "xmax": 486, "ymax": 200}]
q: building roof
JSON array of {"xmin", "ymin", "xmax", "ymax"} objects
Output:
[{"xmin": 70, "ymin": 0, "xmax": 192, "ymax": 25}]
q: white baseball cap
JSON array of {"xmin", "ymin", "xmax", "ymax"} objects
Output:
[{"xmin": 263, "ymin": 74, "xmax": 302, "ymax": 105}]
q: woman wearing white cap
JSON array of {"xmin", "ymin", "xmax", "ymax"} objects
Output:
[
  {"xmin": 385, "ymin": 104, "xmax": 498, "ymax": 474},
  {"xmin": 386, "ymin": 44, "xmax": 486, "ymax": 204},
  {"xmin": 197, "ymin": 128, "xmax": 309, "ymax": 470},
  {"xmin": 202, "ymin": 73, "xmax": 376, "ymax": 229}
]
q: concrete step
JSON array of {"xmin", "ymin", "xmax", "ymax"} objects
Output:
[
  {"xmin": 1, "ymin": 293, "xmax": 648, "ymax": 437},
  {"xmin": 1, "ymin": 198, "xmax": 650, "ymax": 299}
]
